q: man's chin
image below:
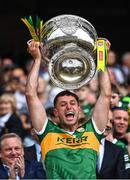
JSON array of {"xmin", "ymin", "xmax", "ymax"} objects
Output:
[
  {"xmin": 60, "ymin": 118, "xmax": 78, "ymax": 128},
  {"xmin": 117, "ymin": 130, "xmax": 125, "ymax": 135},
  {"xmin": 5, "ymin": 160, "xmax": 14, "ymax": 166},
  {"xmin": 65, "ymin": 119, "xmax": 78, "ymax": 126},
  {"xmin": 8, "ymin": 157, "xmax": 17, "ymax": 163}
]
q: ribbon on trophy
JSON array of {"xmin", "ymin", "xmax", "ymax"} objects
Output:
[
  {"xmin": 21, "ymin": 16, "xmax": 50, "ymax": 65},
  {"xmin": 21, "ymin": 16, "xmax": 44, "ymax": 42},
  {"xmin": 95, "ymin": 38, "xmax": 108, "ymax": 72}
]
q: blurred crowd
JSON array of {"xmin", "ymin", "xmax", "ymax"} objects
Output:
[{"xmin": 0, "ymin": 49, "xmax": 130, "ymax": 179}]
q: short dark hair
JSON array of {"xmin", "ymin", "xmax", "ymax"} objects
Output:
[
  {"xmin": 111, "ymin": 106, "xmax": 128, "ymax": 113},
  {"xmin": 46, "ymin": 107, "xmax": 56, "ymax": 118},
  {"xmin": 54, "ymin": 90, "xmax": 79, "ymax": 107}
]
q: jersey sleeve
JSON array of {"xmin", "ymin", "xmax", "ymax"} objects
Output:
[
  {"xmin": 35, "ymin": 119, "xmax": 57, "ymax": 143},
  {"xmin": 85, "ymin": 118, "xmax": 104, "ymax": 142}
]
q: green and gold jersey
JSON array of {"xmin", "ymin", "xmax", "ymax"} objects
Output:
[{"xmin": 38, "ymin": 119, "xmax": 102, "ymax": 179}]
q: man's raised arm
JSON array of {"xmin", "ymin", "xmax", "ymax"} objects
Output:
[
  {"xmin": 93, "ymin": 40, "xmax": 111, "ymax": 132},
  {"xmin": 25, "ymin": 40, "xmax": 47, "ymax": 132},
  {"xmin": 93, "ymin": 70, "xmax": 111, "ymax": 132}
]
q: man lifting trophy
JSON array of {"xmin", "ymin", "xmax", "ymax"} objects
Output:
[{"xmin": 22, "ymin": 14, "xmax": 111, "ymax": 179}]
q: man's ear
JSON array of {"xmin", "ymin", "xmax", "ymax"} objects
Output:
[
  {"xmin": 78, "ymin": 105, "xmax": 82, "ymax": 112},
  {"xmin": 53, "ymin": 108, "xmax": 59, "ymax": 117}
]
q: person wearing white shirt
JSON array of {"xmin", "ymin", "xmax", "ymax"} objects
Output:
[{"xmin": 97, "ymin": 110, "xmax": 126, "ymax": 179}]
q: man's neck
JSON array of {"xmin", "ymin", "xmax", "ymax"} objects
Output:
[
  {"xmin": 59, "ymin": 123, "xmax": 78, "ymax": 133},
  {"xmin": 113, "ymin": 132, "xmax": 125, "ymax": 139}
]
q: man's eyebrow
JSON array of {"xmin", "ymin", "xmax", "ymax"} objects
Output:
[
  {"xmin": 70, "ymin": 99, "xmax": 77, "ymax": 102},
  {"xmin": 59, "ymin": 101, "xmax": 66, "ymax": 104},
  {"xmin": 59, "ymin": 99, "xmax": 76, "ymax": 103}
]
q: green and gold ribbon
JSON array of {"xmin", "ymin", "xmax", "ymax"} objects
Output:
[
  {"xmin": 21, "ymin": 16, "xmax": 44, "ymax": 42},
  {"xmin": 95, "ymin": 38, "xmax": 108, "ymax": 72}
]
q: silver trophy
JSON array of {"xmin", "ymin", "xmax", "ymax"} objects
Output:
[
  {"xmin": 41, "ymin": 14, "xmax": 98, "ymax": 89},
  {"xmin": 24, "ymin": 14, "xmax": 98, "ymax": 89}
]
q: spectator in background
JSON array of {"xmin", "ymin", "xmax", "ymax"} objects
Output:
[
  {"xmin": 0, "ymin": 133, "xmax": 46, "ymax": 179},
  {"xmin": 10, "ymin": 65, "xmax": 27, "ymax": 112},
  {"xmin": 111, "ymin": 107, "xmax": 130, "ymax": 169},
  {"xmin": 107, "ymin": 50, "xmax": 125, "ymax": 85},
  {"xmin": 121, "ymin": 52, "xmax": 130, "ymax": 83},
  {"xmin": 0, "ymin": 56, "xmax": 15, "ymax": 88},
  {"xmin": 22, "ymin": 76, "xmax": 48, "ymax": 147},
  {"xmin": 112, "ymin": 107, "xmax": 129, "ymax": 143},
  {"xmin": 108, "ymin": 69, "xmax": 127, "ymax": 97},
  {"xmin": 0, "ymin": 65, "xmax": 15, "ymax": 90},
  {"xmin": 1, "ymin": 56, "xmax": 14, "ymax": 67},
  {"xmin": 0, "ymin": 93, "xmax": 24, "ymax": 140},
  {"xmin": 24, "ymin": 128, "xmax": 42, "ymax": 162},
  {"xmin": 110, "ymin": 84, "xmax": 121, "ymax": 109},
  {"xmin": 74, "ymin": 84, "xmax": 98, "ymax": 118},
  {"xmin": 119, "ymin": 79, "xmax": 130, "ymax": 123},
  {"xmin": 97, "ymin": 110, "xmax": 126, "ymax": 179},
  {"xmin": 126, "ymin": 78, "xmax": 130, "ymax": 97},
  {"xmin": 9, "ymin": 65, "xmax": 32, "ymax": 142},
  {"xmin": 119, "ymin": 95, "xmax": 130, "ymax": 114}
]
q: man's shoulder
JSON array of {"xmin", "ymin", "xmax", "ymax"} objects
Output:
[
  {"xmin": 82, "ymin": 118, "xmax": 95, "ymax": 132},
  {"xmin": 115, "ymin": 139, "xmax": 126, "ymax": 148},
  {"xmin": 37, "ymin": 119, "xmax": 63, "ymax": 142},
  {"xmin": 24, "ymin": 144, "xmax": 36, "ymax": 151},
  {"xmin": 81, "ymin": 118, "xmax": 92, "ymax": 126},
  {"xmin": 0, "ymin": 163, "xmax": 8, "ymax": 178},
  {"xmin": 0, "ymin": 163, "xmax": 5, "ymax": 170}
]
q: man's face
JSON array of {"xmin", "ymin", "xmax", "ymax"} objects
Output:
[
  {"xmin": 107, "ymin": 51, "xmax": 116, "ymax": 66},
  {"xmin": 0, "ymin": 101, "xmax": 13, "ymax": 116},
  {"xmin": 113, "ymin": 109, "xmax": 129, "ymax": 136},
  {"xmin": 0, "ymin": 137, "xmax": 24, "ymax": 166},
  {"xmin": 110, "ymin": 92, "xmax": 120, "ymax": 108},
  {"xmin": 11, "ymin": 68, "xmax": 26, "ymax": 92},
  {"xmin": 54, "ymin": 95, "xmax": 80, "ymax": 130},
  {"xmin": 11, "ymin": 68, "xmax": 25, "ymax": 82}
]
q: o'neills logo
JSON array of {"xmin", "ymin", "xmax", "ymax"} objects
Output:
[{"xmin": 56, "ymin": 136, "xmax": 89, "ymax": 146}]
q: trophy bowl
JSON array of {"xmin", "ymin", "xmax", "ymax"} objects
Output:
[{"xmin": 41, "ymin": 14, "xmax": 98, "ymax": 89}]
